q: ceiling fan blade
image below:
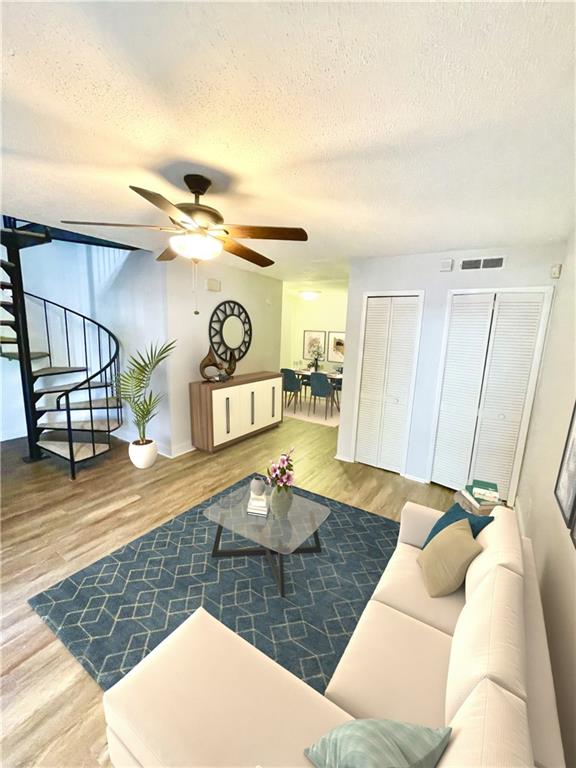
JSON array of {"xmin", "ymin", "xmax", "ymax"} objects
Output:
[
  {"xmin": 156, "ymin": 247, "xmax": 177, "ymax": 261},
  {"xmin": 61, "ymin": 220, "xmax": 181, "ymax": 232},
  {"xmin": 221, "ymin": 237, "xmax": 274, "ymax": 268},
  {"xmin": 129, "ymin": 186, "xmax": 198, "ymax": 230},
  {"xmin": 223, "ymin": 225, "xmax": 308, "ymax": 241}
]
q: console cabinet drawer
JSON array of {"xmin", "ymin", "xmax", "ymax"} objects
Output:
[
  {"xmin": 190, "ymin": 373, "xmax": 283, "ymax": 452},
  {"xmin": 212, "ymin": 388, "xmax": 240, "ymax": 445}
]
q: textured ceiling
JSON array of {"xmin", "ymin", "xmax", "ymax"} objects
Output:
[{"xmin": 2, "ymin": 2, "xmax": 574, "ymax": 280}]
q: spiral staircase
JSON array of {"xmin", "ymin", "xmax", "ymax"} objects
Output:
[{"xmin": 1, "ymin": 223, "xmax": 123, "ymax": 479}]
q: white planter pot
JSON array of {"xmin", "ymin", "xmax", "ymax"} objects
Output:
[{"xmin": 128, "ymin": 439, "xmax": 158, "ymax": 469}]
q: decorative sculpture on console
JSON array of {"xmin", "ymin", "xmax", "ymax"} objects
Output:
[
  {"xmin": 224, "ymin": 350, "xmax": 237, "ymax": 377},
  {"xmin": 199, "ymin": 348, "xmax": 225, "ymax": 381}
]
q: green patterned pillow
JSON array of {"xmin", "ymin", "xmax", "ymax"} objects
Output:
[{"xmin": 305, "ymin": 719, "xmax": 451, "ymax": 768}]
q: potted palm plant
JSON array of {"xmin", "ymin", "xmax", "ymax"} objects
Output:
[{"xmin": 116, "ymin": 340, "xmax": 176, "ymax": 469}]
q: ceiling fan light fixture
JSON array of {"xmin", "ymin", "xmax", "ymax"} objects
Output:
[{"xmin": 169, "ymin": 232, "xmax": 223, "ymax": 261}]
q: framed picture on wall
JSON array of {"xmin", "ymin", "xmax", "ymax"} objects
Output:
[
  {"xmin": 327, "ymin": 331, "xmax": 346, "ymax": 363},
  {"xmin": 554, "ymin": 402, "xmax": 576, "ymax": 530},
  {"xmin": 303, "ymin": 330, "xmax": 326, "ymax": 360}
]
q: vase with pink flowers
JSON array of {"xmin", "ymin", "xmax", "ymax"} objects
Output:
[{"xmin": 266, "ymin": 448, "xmax": 295, "ymax": 515}]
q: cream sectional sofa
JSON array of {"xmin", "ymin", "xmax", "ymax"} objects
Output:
[{"xmin": 104, "ymin": 503, "xmax": 565, "ymax": 768}]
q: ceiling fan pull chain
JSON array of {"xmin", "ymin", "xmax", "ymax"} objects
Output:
[{"xmin": 193, "ymin": 260, "xmax": 200, "ymax": 315}]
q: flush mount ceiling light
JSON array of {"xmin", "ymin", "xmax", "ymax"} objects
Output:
[
  {"xmin": 169, "ymin": 232, "xmax": 223, "ymax": 261},
  {"xmin": 299, "ymin": 290, "xmax": 322, "ymax": 301}
]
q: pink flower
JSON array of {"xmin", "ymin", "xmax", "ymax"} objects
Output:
[
  {"xmin": 284, "ymin": 470, "xmax": 294, "ymax": 486},
  {"xmin": 279, "ymin": 454, "xmax": 288, "ymax": 468}
]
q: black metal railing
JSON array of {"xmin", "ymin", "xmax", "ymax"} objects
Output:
[{"xmin": 24, "ymin": 291, "xmax": 122, "ymax": 478}]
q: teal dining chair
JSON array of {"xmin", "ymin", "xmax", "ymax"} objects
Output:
[
  {"xmin": 332, "ymin": 369, "xmax": 343, "ymax": 411},
  {"xmin": 309, "ymin": 372, "xmax": 335, "ymax": 419},
  {"xmin": 281, "ymin": 368, "xmax": 302, "ymax": 413}
]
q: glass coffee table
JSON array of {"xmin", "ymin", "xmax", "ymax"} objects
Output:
[{"xmin": 203, "ymin": 482, "xmax": 331, "ymax": 597}]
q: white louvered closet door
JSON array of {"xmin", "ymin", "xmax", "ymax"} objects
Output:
[
  {"xmin": 431, "ymin": 293, "xmax": 495, "ymax": 490},
  {"xmin": 355, "ymin": 297, "xmax": 391, "ymax": 466},
  {"xmin": 355, "ymin": 295, "xmax": 420, "ymax": 472},
  {"xmin": 378, "ymin": 296, "xmax": 420, "ymax": 471},
  {"xmin": 469, "ymin": 292, "xmax": 546, "ymax": 499}
]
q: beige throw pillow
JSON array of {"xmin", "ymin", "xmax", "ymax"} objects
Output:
[{"xmin": 418, "ymin": 519, "xmax": 482, "ymax": 597}]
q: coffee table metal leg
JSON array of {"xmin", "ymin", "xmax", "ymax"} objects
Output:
[
  {"xmin": 263, "ymin": 549, "xmax": 285, "ymax": 597},
  {"xmin": 211, "ymin": 528, "xmax": 322, "ymax": 598},
  {"xmin": 294, "ymin": 530, "xmax": 321, "ymax": 554},
  {"xmin": 278, "ymin": 553, "xmax": 285, "ymax": 596},
  {"xmin": 212, "ymin": 524, "xmax": 224, "ymax": 557}
]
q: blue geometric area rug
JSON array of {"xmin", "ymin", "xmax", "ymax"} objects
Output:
[{"xmin": 29, "ymin": 475, "xmax": 399, "ymax": 692}]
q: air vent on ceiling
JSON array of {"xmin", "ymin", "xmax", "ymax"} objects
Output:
[
  {"xmin": 461, "ymin": 259, "xmax": 482, "ymax": 270},
  {"xmin": 460, "ymin": 256, "xmax": 505, "ymax": 271},
  {"xmin": 482, "ymin": 257, "xmax": 505, "ymax": 269}
]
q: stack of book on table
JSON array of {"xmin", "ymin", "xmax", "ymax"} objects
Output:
[
  {"xmin": 455, "ymin": 480, "xmax": 500, "ymax": 515},
  {"xmin": 247, "ymin": 490, "xmax": 268, "ymax": 517}
]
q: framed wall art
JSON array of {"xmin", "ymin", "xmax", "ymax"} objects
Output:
[
  {"xmin": 327, "ymin": 331, "xmax": 345, "ymax": 363},
  {"xmin": 554, "ymin": 402, "xmax": 576, "ymax": 532},
  {"xmin": 303, "ymin": 330, "xmax": 326, "ymax": 360}
]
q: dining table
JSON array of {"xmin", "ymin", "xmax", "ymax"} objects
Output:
[
  {"xmin": 294, "ymin": 369, "xmax": 343, "ymax": 410},
  {"xmin": 293, "ymin": 369, "xmax": 343, "ymax": 381}
]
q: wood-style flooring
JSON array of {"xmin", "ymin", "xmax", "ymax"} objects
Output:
[{"xmin": 1, "ymin": 419, "xmax": 452, "ymax": 767}]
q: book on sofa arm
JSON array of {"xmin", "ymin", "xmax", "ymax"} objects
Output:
[
  {"xmin": 461, "ymin": 480, "xmax": 500, "ymax": 507},
  {"xmin": 460, "ymin": 490, "xmax": 497, "ymax": 510}
]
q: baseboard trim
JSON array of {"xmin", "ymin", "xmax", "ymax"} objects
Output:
[
  {"xmin": 170, "ymin": 443, "xmax": 196, "ymax": 459},
  {"xmin": 115, "ymin": 433, "xmax": 172, "ymax": 459},
  {"xmin": 402, "ymin": 474, "xmax": 430, "ymax": 484},
  {"xmin": 334, "ymin": 453, "xmax": 355, "ymax": 463}
]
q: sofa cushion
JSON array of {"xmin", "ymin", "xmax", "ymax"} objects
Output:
[
  {"xmin": 445, "ymin": 566, "xmax": 527, "ymax": 722},
  {"xmin": 398, "ymin": 502, "xmax": 445, "ymax": 549},
  {"xmin": 522, "ymin": 538, "xmax": 566, "ymax": 768},
  {"xmin": 440, "ymin": 679, "xmax": 533, "ymax": 767},
  {"xmin": 372, "ymin": 543, "xmax": 465, "ymax": 635},
  {"xmin": 104, "ymin": 607, "xmax": 352, "ymax": 768},
  {"xmin": 325, "ymin": 601, "xmax": 452, "ymax": 729},
  {"xmin": 418, "ymin": 519, "xmax": 482, "ymax": 597},
  {"xmin": 465, "ymin": 505, "xmax": 523, "ymax": 597},
  {"xmin": 422, "ymin": 504, "xmax": 494, "ymax": 548},
  {"xmin": 305, "ymin": 719, "xmax": 452, "ymax": 768}
]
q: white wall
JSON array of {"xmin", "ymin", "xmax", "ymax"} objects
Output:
[
  {"xmin": 88, "ymin": 247, "xmax": 171, "ymax": 455},
  {"xmin": 280, "ymin": 282, "xmax": 348, "ymax": 371},
  {"xmin": 165, "ymin": 259, "xmax": 283, "ymax": 456},
  {"xmin": 338, "ymin": 243, "xmax": 566, "ymax": 473},
  {"xmin": 1, "ymin": 241, "xmax": 283, "ymax": 456},
  {"xmin": 1, "ymin": 240, "xmax": 93, "ymax": 441},
  {"xmin": 1, "ymin": 243, "xmax": 172, "ymax": 452},
  {"xmin": 515, "ymin": 235, "xmax": 576, "ymax": 765}
]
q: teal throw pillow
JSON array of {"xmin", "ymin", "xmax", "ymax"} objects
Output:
[
  {"xmin": 305, "ymin": 719, "xmax": 451, "ymax": 768},
  {"xmin": 423, "ymin": 503, "xmax": 493, "ymax": 549}
]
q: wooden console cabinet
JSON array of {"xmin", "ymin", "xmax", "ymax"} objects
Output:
[{"xmin": 190, "ymin": 371, "xmax": 283, "ymax": 452}]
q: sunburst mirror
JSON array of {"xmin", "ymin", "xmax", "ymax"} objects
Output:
[{"xmin": 208, "ymin": 300, "xmax": 252, "ymax": 362}]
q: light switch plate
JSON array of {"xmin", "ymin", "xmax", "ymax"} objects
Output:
[{"xmin": 440, "ymin": 258, "xmax": 453, "ymax": 272}]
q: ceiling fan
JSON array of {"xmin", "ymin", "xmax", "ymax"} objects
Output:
[{"xmin": 62, "ymin": 174, "xmax": 307, "ymax": 268}]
